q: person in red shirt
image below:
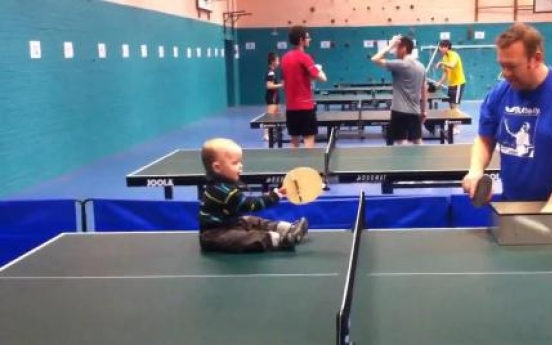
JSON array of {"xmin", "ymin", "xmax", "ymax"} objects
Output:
[{"xmin": 281, "ymin": 26, "xmax": 327, "ymax": 148}]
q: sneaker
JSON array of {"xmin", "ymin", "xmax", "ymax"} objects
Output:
[
  {"xmin": 275, "ymin": 226, "xmax": 296, "ymax": 250},
  {"xmin": 279, "ymin": 231, "xmax": 296, "ymax": 250},
  {"xmin": 290, "ymin": 217, "xmax": 309, "ymax": 243},
  {"xmin": 453, "ymin": 126, "xmax": 461, "ymax": 135}
]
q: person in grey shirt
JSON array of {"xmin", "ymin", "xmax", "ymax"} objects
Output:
[{"xmin": 371, "ymin": 35, "xmax": 427, "ymax": 145}]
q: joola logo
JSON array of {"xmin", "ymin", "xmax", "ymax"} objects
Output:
[
  {"xmin": 355, "ymin": 174, "xmax": 386, "ymax": 182},
  {"xmin": 505, "ymin": 106, "xmax": 540, "ymax": 115},
  {"xmin": 265, "ymin": 176, "xmax": 284, "ymax": 184},
  {"xmin": 146, "ymin": 179, "xmax": 174, "ymax": 187}
]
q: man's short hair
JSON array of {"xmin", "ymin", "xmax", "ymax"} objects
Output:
[
  {"xmin": 438, "ymin": 40, "xmax": 452, "ymax": 49},
  {"xmin": 496, "ymin": 22, "xmax": 544, "ymax": 59},
  {"xmin": 267, "ymin": 52, "xmax": 278, "ymax": 65},
  {"xmin": 289, "ymin": 26, "xmax": 309, "ymax": 46},
  {"xmin": 399, "ymin": 36, "xmax": 415, "ymax": 54}
]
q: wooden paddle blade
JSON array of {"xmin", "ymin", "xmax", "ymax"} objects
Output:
[
  {"xmin": 472, "ymin": 174, "xmax": 492, "ymax": 208},
  {"xmin": 283, "ymin": 167, "xmax": 324, "ymax": 205}
]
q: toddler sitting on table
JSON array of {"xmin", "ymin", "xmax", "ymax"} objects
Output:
[{"xmin": 198, "ymin": 138, "xmax": 308, "ymax": 252}]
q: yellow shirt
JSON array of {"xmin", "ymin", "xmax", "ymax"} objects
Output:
[{"xmin": 442, "ymin": 50, "xmax": 465, "ymax": 86}]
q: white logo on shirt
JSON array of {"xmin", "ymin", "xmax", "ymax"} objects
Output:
[
  {"xmin": 500, "ymin": 119, "xmax": 534, "ymax": 158},
  {"xmin": 505, "ymin": 106, "xmax": 540, "ymax": 115}
]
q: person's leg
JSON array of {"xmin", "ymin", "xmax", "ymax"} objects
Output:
[
  {"xmin": 448, "ymin": 85, "xmax": 462, "ymax": 133},
  {"xmin": 301, "ymin": 108, "xmax": 318, "ymax": 148},
  {"xmin": 286, "ymin": 109, "xmax": 303, "ymax": 148},
  {"xmin": 242, "ymin": 216, "xmax": 309, "ymax": 244},
  {"xmin": 407, "ymin": 113, "xmax": 423, "ymax": 145},
  {"xmin": 264, "ymin": 104, "xmax": 279, "ymax": 140},
  {"xmin": 290, "ymin": 136, "xmax": 301, "ymax": 148},
  {"xmin": 199, "ymin": 228, "xmax": 273, "ymax": 252},
  {"xmin": 389, "ymin": 110, "xmax": 408, "ymax": 145},
  {"xmin": 303, "ymin": 135, "xmax": 316, "ymax": 148}
]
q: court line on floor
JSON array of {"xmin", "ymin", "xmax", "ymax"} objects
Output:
[{"xmin": 0, "ymin": 272, "xmax": 340, "ymax": 280}]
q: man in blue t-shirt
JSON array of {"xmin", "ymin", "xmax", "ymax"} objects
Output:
[{"xmin": 463, "ymin": 23, "xmax": 552, "ymax": 212}]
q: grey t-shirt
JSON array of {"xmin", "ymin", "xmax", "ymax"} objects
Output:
[{"xmin": 385, "ymin": 57, "xmax": 426, "ymax": 115}]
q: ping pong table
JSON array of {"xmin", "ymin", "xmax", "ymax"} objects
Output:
[
  {"xmin": 250, "ymin": 108, "xmax": 472, "ymax": 148},
  {"xmin": 3, "ymin": 193, "xmax": 551, "ymax": 345},
  {"xmin": 126, "ymin": 136, "xmax": 500, "ymax": 199},
  {"xmin": 315, "ymin": 85, "xmax": 394, "ymax": 94},
  {"xmin": 336, "ymin": 207, "xmax": 552, "ymax": 345},
  {"xmin": 314, "ymin": 92, "xmax": 448, "ymax": 111}
]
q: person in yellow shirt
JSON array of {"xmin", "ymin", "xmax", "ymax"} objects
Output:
[{"xmin": 436, "ymin": 39, "xmax": 466, "ymax": 134}]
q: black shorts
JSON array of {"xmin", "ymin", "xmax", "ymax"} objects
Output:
[
  {"xmin": 447, "ymin": 84, "xmax": 465, "ymax": 105},
  {"xmin": 265, "ymin": 91, "xmax": 280, "ymax": 105},
  {"xmin": 286, "ymin": 108, "xmax": 318, "ymax": 136},
  {"xmin": 388, "ymin": 110, "xmax": 422, "ymax": 142}
]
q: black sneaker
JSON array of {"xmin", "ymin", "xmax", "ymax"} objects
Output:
[{"xmin": 290, "ymin": 217, "xmax": 309, "ymax": 243}]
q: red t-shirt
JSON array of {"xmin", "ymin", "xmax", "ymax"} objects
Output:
[{"xmin": 281, "ymin": 49, "xmax": 320, "ymax": 110}]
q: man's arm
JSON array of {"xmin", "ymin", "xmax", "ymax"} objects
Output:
[
  {"xmin": 266, "ymin": 80, "xmax": 282, "ymax": 89},
  {"xmin": 436, "ymin": 53, "xmax": 458, "ymax": 86},
  {"xmin": 462, "ymin": 135, "xmax": 496, "ymax": 198},
  {"xmin": 437, "ymin": 73, "xmax": 447, "ymax": 86},
  {"xmin": 314, "ymin": 65, "xmax": 327, "ymax": 82},
  {"xmin": 420, "ymin": 77, "xmax": 428, "ymax": 120},
  {"xmin": 371, "ymin": 35, "xmax": 401, "ymax": 67}
]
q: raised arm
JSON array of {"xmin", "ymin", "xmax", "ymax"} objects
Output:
[{"xmin": 371, "ymin": 35, "xmax": 402, "ymax": 67}]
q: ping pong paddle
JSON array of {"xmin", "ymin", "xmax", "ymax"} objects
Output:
[
  {"xmin": 512, "ymin": 215, "xmax": 551, "ymax": 235},
  {"xmin": 472, "ymin": 174, "xmax": 492, "ymax": 208},
  {"xmin": 282, "ymin": 167, "xmax": 324, "ymax": 205}
]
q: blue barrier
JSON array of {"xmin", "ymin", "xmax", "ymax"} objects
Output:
[
  {"xmin": 256, "ymin": 197, "xmax": 360, "ymax": 229},
  {"xmin": 91, "ymin": 199, "xmax": 198, "ymax": 231},
  {"xmin": 0, "ymin": 200, "xmax": 78, "ymax": 267},
  {"xmin": 366, "ymin": 195, "xmax": 449, "ymax": 229},
  {"xmin": 449, "ymin": 194, "xmax": 499, "ymax": 227},
  {"xmin": 88, "ymin": 195, "xmax": 450, "ymax": 231},
  {"xmin": 258, "ymin": 195, "xmax": 449, "ymax": 229}
]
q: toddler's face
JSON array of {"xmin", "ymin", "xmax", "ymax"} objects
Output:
[{"xmin": 213, "ymin": 146, "xmax": 243, "ymax": 182}]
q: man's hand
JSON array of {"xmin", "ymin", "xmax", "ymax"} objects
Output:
[
  {"xmin": 462, "ymin": 170, "xmax": 485, "ymax": 199},
  {"xmin": 389, "ymin": 35, "xmax": 402, "ymax": 47}
]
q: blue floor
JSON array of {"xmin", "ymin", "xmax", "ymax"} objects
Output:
[{"xmin": 7, "ymin": 101, "xmax": 495, "ymax": 201}]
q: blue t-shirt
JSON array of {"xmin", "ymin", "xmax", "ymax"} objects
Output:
[{"xmin": 479, "ymin": 70, "xmax": 552, "ymax": 201}]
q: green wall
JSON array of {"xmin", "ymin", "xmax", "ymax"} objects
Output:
[
  {"xmin": 236, "ymin": 22, "xmax": 552, "ymax": 105},
  {"xmin": 0, "ymin": 0, "xmax": 227, "ymax": 197}
]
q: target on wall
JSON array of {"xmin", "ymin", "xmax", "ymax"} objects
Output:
[
  {"xmin": 534, "ymin": 0, "xmax": 552, "ymax": 13},
  {"xmin": 197, "ymin": 0, "xmax": 213, "ymax": 12}
]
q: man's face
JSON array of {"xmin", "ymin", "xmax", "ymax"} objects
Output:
[
  {"xmin": 302, "ymin": 33, "xmax": 311, "ymax": 48},
  {"xmin": 497, "ymin": 40, "xmax": 542, "ymax": 90},
  {"xmin": 395, "ymin": 44, "xmax": 406, "ymax": 58}
]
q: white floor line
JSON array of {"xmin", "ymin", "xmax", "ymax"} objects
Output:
[
  {"xmin": 0, "ymin": 272, "xmax": 340, "ymax": 280},
  {"xmin": 369, "ymin": 270, "xmax": 552, "ymax": 277},
  {"xmin": 0, "ymin": 233, "xmax": 67, "ymax": 272}
]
